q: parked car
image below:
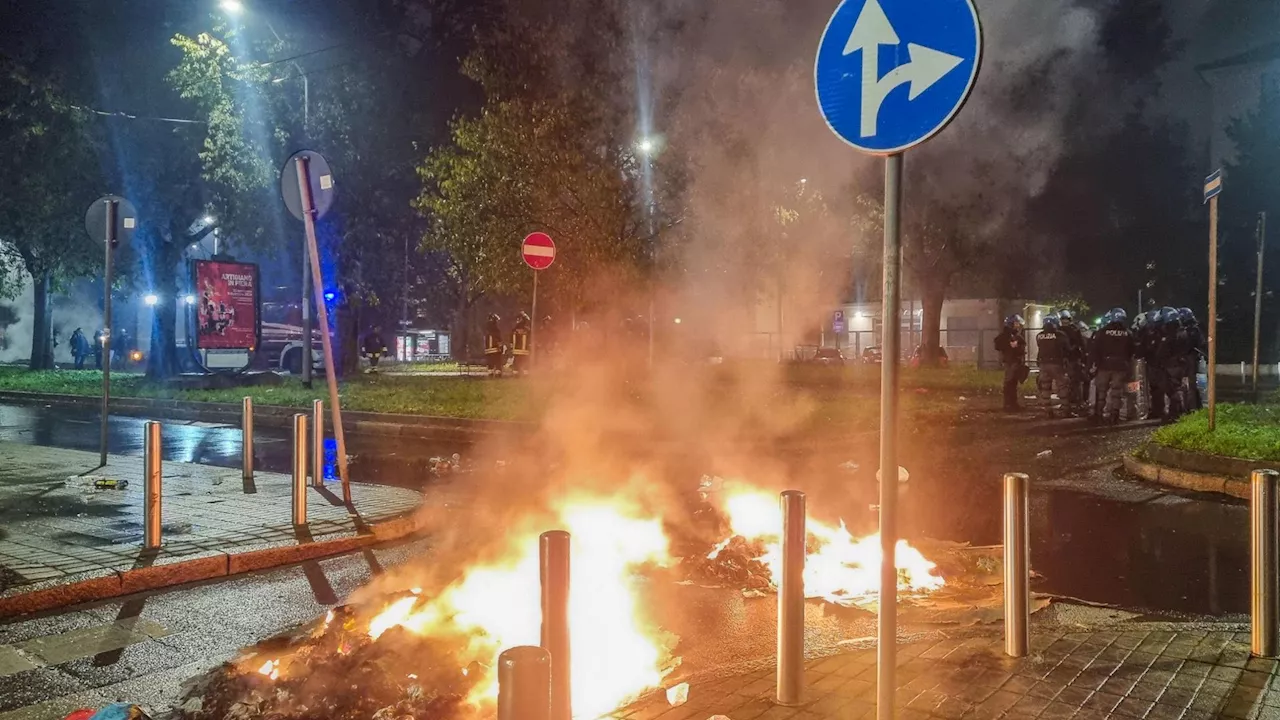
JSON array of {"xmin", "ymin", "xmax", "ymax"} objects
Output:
[
  {"xmin": 860, "ymin": 346, "xmax": 883, "ymax": 365},
  {"xmin": 811, "ymin": 347, "xmax": 847, "ymax": 365}
]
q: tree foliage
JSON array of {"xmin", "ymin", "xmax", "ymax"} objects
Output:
[{"xmin": 0, "ymin": 58, "xmax": 101, "ymax": 367}]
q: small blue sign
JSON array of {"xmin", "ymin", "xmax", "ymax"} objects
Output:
[
  {"xmin": 815, "ymin": 0, "xmax": 982, "ymax": 154},
  {"xmin": 833, "ymin": 321, "xmax": 846, "ymax": 334},
  {"xmin": 1203, "ymin": 169, "xmax": 1223, "ymax": 204}
]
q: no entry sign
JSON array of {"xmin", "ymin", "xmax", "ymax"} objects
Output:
[{"xmin": 522, "ymin": 232, "xmax": 556, "ymax": 270}]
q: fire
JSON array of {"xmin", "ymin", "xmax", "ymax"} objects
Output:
[
  {"xmin": 713, "ymin": 488, "xmax": 943, "ymax": 605},
  {"xmin": 256, "ymin": 659, "xmax": 279, "ymax": 680},
  {"xmin": 365, "ymin": 499, "xmax": 674, "ymax": 718}
]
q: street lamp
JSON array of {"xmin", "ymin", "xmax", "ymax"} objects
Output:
[
  {"xmin": 185, "ymin": 295, "xmax": 196, "ymax": 305},
  {"xmin": 219, "ymin": 0, "xmax": 244, "ymax": 14},
  {"xmin": 144, "ymin": 294, "xmax": 159, "ymax": 307},
  {"xmin": 202, "ymin": 215, "xmax": 215, "ymax": 225},
  {"xmin": 638, "ymin": 138, "xmax": 655, "ymax": 155}
]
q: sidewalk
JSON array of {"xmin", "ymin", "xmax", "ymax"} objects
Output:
[
  {"xmin": 628, "ymin": 619, "xmax": 1280, "ymax": 720},
  {"xmin": 0, "ymin": 442, "xmax": 425, "ymax": 617}
]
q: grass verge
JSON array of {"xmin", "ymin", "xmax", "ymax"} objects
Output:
[
  {"xmin": 0, "ymin": 363, "xmax": 1002, "ymax": 429},
  {"xmin": 1151, "ymin": 403, "xmax": 1280, "ymax": 462}
]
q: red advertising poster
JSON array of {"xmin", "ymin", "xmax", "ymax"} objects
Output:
[{"xmin": 194, "ymin": 260, "xmax": 259, "ymax": 350}]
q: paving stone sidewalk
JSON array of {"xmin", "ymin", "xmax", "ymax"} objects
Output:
[
  {"xmin": 0, "ymin": 441, "xmax": 424, "ymax": 604},
  {"xmin": 633, "ymin": 625, "xmax": 1280, "ymax": 720}
]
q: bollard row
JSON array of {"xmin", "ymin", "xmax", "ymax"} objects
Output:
[
  {"xmin": 144, "ymin": 421, "xmax": 162, "ymax": 550},
  {"xmin": 242, "ymin": 396, "xmax": 254, "ymax": 481},
  {"xmin": 292, "ymin": 413, "xmax": 308, "ymax": 525},
  {"xmin": 1252, "ymin": 469, "xmax": 1279, "ymax": 658},
  {"xmin": 1003, "ymin": 473, "xmax": 1030, "ymax": 658}
]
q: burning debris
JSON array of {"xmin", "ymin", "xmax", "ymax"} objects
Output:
[{"xmin": 176, "ymin": 479, "xmax": 1039, "ymax": 720}]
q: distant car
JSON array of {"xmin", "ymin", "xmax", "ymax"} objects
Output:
[
  {"xmin": 861, "ymin": 346, "xmax": 883, "ymax": 365},
  {"xmin": 811, "ymin": 347, "xmax": 847, "ymax": 365}
]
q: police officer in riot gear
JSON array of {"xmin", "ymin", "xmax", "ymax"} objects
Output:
[
  {"xmin": 484, "ymin": 313, "xmax": 504, "ymax": 377},
  {"xmin": 1178, "ymin": 308, "xmax": 1204, "ymax": 410},
  {"xmin": 1057, "ymin": 310, "xmax": 1087, "ymax": 413},
  {"xmin": 1090, "ymin": 308, "xmax": 1135, "ymax": 425},
  {"xmin": 1139, "ymin": 310, "xmax": 1166, "ymax": 419},
  {"xmin": 1035, "ymin": 315, "xmax": 1070, "ymax": 418},
  {"xmin": 511, "ymin": 312, "xmax": 531, "ymax": 374},
  {"xmin": 994, "ymin": 314, "xmax": 1027, "ymax": 411},
  {"xmin": 1155, "ymin": 307, "xmax": 1189, "ymax": 420}
]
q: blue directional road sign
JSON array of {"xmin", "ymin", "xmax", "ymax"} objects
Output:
[{"xmin": 815, "ymin": 0, "xmax": 982, "ymax": 154}]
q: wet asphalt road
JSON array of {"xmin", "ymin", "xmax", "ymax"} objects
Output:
[{"xmin": 0, "ymin": 401, "xmax": 1260, "ymax": 716}]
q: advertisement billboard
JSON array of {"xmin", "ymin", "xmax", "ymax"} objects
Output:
[{"xmin": 193, "ymin": 260, "xmax": 259, "ymax": 350}]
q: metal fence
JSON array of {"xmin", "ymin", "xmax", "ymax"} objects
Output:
[{"xmin": 813, "ymin": 328, "xmax": 1024, "ymax": 368}]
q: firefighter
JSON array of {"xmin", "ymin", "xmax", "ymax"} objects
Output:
[
  {"xmin": 1035, "ymin": 315, "xmax": 1070, "ymax": 418},
  {"xmin": 484, "ymin": 314, "xmax": 504, "ymax": 377},
  {"xmin": 994, "ymin": 314, "xmax": 1027, "ymax": 411},
  {"xmin": 1179, "ymin": 308, "xmax": 1204, "ymax": 410},
  {"xmin": 511, "ymin": 312, "xmax": 531, "ymax": 374},
  {"xmin": 362, "ymin": 326, "xmax": 388, "ymax": 373},
  {"xmin": 1090, "ymin": 308, "xmax": 1135, "ymax": 425}
]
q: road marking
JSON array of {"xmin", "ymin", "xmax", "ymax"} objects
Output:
[{"xmin": 1, "ymin": 618, "xmax": 170, "ymax": 672}]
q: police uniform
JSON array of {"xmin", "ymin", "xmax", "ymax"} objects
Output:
[
  {"xmin": 994, "ymin": 320, "xmax": 1027, "ymax": 411},
  {"xmin": 1035, "ymin": 325, "xmax": 1069, "ymax": 417},
  {"xmin": 1061, "ymin": 320, "xmax": 1087, "ymax": 408},
  {"xmin": 1091, "ymin": 320, "xmax": 1135, "ymax": 423},
  {"xmin": 1156, "ymin": 318, "xmax": 1190, "ymax": 419},
  {"xmin": 1182, "ymin": 317, "xmax": 1204, "ymax": 411}
]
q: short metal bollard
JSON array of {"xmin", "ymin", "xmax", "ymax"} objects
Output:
[
  {"xmin": 540, "ymin": 530, "xmax": 571, "ymax": 720},
  {"xmin": 241, "ymin": 397, "xmax": 253, "ymax": 481},
  {"xmin": 1252, "ymin": 469, "xmax": 1279, "ymax": 657},
  {"xmin": 497, "ymin": 646, "xmax": 552, "ymax": 720},
  {"xmin": 777, "ymin": 490, "xmax": 806, "ymax": 706},
  {"xmin": 143, "ymin": 421, "xmax": 162, "ymax": 550},
  {"xmin": 292, "ymin": 414, "xmax": 308, "ymax": 525},
  {"xmin": 312, "ymin": 399, "xmax": 324, "ymax": 487},
  {"xmin": 1004, "ymin": 472, "xmax": 1030, "ymax": 657}
]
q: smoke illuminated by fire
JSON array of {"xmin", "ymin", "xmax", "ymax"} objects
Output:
[
  {"xmin": 364, "ymin": 498, "xmax": 674, "ymax": 718},
  {"xmin": 712, "ymin": 487, "xmax": 943, "ymax": 606}
]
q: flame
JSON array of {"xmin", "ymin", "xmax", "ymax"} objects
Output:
[
  {"xmin": 365, "ymin": 499, "xmax": 673, "ymax": 718},
  {"xmin": 257, "ymin": 659, "xmax": 279, "ymax": 680},
  {"xmin": 715, "ymin": 488, "xmax": 943, "ymax": 605}
]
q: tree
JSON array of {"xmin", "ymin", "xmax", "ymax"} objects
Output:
[
  {"xmin": 1222, "ymin": 79, "xmax": 1280, "ymax": 360},
  {"xmin": 413, "ymin": 3, "xmax": 674, "ymax": 355},
  {"xmin": 0, "ymin": 59, "xmax": 101, "ymax": 369}
]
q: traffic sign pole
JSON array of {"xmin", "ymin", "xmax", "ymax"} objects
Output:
[
  {"xmin": 876, "ymin": 152, "xmax": 903, "ymax": 720},
  {"xmin": 1254, "ymin": 212, "xmax": 1267, "ymax": 395},
  {"xmin": 531, "ymin": 270, "xmax": 538, "ymax": 368},
  {"xmin": 1208, "ymin": 192, "xmax": 1219, "ymax": 431},
  {"xmin": 100, "ymin": 200, "xmax": 116, "ymax": 468},
  {"xmin": 294, "ymin": 155, "xmax": 351, "ymax": 502}
]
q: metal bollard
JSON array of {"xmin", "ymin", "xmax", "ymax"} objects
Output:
[
  {"xmin": 497, "ymin": 646, "xmax": 552, "ymax": 720},
  {"xmin": 241, "ymin": 397, "xmax": 253, "ymax": 481},
  {"xmin": 1004, "ymin": 473, "xmax": 1030, "ymax": 657},
  {"xmin": 291, "ymin": 414, "xmax": 308, "ymax": 525},
  {"xmin": 143, "ymin": 421, "xmax": 162, "ymax": 550},
  {"xmin": 539, "ymin": 530, "xmax": 571, "ymax": 720},
  {"xmin": 777, "ymin": 490, "xmax": 806, "ymax": 706},
  {"xmin": 312, "ymin": 399, "xmax": 324, "ymax": 486},
  {"xmin": 1252, "ymin": 469, "xmax": 1279, "ymax": 657}
]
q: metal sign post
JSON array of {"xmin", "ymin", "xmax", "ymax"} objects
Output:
[
  {"xmin": 85, "ymin": 195, "xmax": 137, "ymax": 467},
  {"xmin": 815, "ymin": 0, "xmax": 981, "ymax": 715},
  {"xmin": 1254, "ymin": 212, "xmax": 1267, "ymax": 394},
  {"xmin": 282, "ymin": 150, "xmax": 350, "ymax": 502},
  {"xmin": 522, "ymin": 233, "xmax": 557, "ymax": 369},
  {"xmin": 1205, "ymin": 170, "xmax": 1223, "ymax": 431}
]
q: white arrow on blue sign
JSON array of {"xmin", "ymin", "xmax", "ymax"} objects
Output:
[{"xmin": 815, "ymin": 0, "xmax": 982, "ymax": 154}]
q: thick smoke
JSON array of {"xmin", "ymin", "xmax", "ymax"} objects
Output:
[
  {"xmin": 355, "ymin": 0, "xmax": 1196, "ymax": 600},
  {"xmin": 0, "ymin": 276, "xmax": 102, "ymax": 365}
]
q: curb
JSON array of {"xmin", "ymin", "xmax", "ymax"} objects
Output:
[
  {"xmin": 1122, "ymin": 454, "xmax": 1249, "ymax": 500},
  {"xmin": 0, "ymin": 513, "xmax": 426, "ymax": 619},
  {"xmin": 0, "ymin": 390, "xmax": 534, "ymax": 443}
]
